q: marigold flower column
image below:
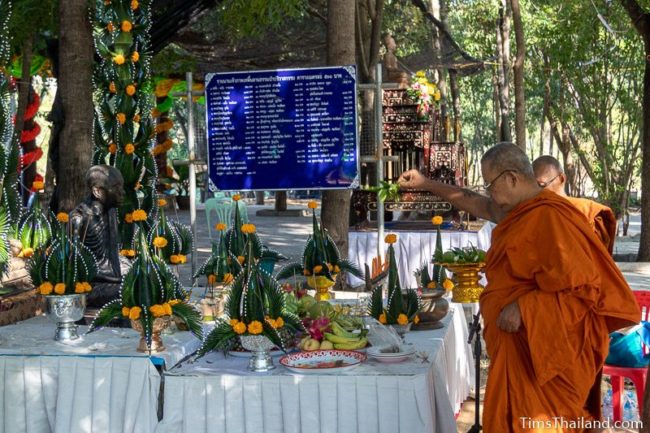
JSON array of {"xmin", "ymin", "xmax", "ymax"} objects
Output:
[{"xmin": 92, "ymin": 0, "xmax": 157, "ymax": 241}]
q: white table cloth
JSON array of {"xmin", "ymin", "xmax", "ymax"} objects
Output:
[
  {"xmin": 0, "ymin": 314, "xmax": 204, "ymax": 433},
  {"xmin": 155, "ymin": 302, "xmax": 473, "ymax": 433},
  {"xmin": 348, "ymin": 230, "xmax": 489, "ymax": 288}
]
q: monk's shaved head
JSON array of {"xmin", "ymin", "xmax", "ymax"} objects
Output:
[
  {"xmin": 532, "ymin": 155, "xmax": 566, "ymax": 195},
  {"xmin": 481, "ymin": 142, "xmax": 535, "ymax": 180},
  {"xmin": 532, "ymin": 155, "xmax": 563, "ymax": 175}
]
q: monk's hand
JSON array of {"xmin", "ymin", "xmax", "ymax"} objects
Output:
[
  {"xmin": 397, "ymin": 169, "xmax": 428, "ymax": 190},
  {"xmin": 497, "ymin": 301, "xmax": 522, "ymax": 333}
]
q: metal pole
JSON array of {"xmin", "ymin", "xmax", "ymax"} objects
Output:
[
  {"xmin": 186, "ymin": 72, "xmax": 197, "ymax": 286},
  {"xmin": 375, "ymin": 63, "xmax": 384, "ymax": 262}
]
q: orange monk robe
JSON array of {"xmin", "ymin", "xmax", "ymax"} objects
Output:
[
  {"xmin": 566, "ymin": 197, "xmax": 617, "ymax": 254},
  {"xmin": 480, "ymin": 190, "xmax": 639, "ymax": 433}
]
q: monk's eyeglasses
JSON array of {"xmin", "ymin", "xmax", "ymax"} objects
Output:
[
  {"xmin": 537, "ymin": 173, "xmax": 561, "ymax": 188},
  {"xmin": 483, "ymin": 169, "xmax": 515, "ymax": 191}
]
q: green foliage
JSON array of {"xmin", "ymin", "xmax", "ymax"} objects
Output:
[
  {"xmin": 7, "ymin": 0, "xmax": 57, "ymax": 51},
  {"xmin": 148, "ymin": 203, "xmax": 193, "ymax": 263},
  {"xmin": 17, "ymin": 198, "xmax": 51, "ymax": 251}
]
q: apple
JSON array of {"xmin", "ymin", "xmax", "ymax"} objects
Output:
[{"xmin": 303, "ymin": 338, "xmax": 321, "ymax": 351}]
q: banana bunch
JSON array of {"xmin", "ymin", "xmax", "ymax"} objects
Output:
[{"xmin": 323, "ymin": 321, "xmax": 368, "ymax": 350}]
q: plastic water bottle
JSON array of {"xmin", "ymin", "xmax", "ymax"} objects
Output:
[
  {"xmin": 602, "ymin": 389, "xmax": 613, "ymax": 420},
  {"xmin": 623, "ymin": 390, "xmax": 640, "ymax": 421}
]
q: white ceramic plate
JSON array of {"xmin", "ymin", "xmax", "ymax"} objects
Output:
[
  {"xmin": 367, "ymin": 345, "xmax": 416, "ymax": 363},
  {"xmin": 280, "ymin": 350, "xmax": 366, "ymax": 374}
]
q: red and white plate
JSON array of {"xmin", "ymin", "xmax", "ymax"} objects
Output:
[{"xmin": 280, "ymin": 350, "xmax": 366, "ymax": 374}]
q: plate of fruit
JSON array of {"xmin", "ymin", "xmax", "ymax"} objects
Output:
[
  {"xmin": 299, "ymin": 314, "xmax": 369, "ymax": 351},
  {"xmin": 280, "ymin": 350, "xmax": 366, "ymax": 374}
]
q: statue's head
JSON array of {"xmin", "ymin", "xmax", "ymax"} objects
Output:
[{"xmin": 86, "ymin": 165, "xmax": 124, "ymax": 208}]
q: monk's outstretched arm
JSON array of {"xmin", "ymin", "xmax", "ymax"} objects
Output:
[{"xmin": 397, "ymin": 169, "xmax": 504, "ymax": 223}]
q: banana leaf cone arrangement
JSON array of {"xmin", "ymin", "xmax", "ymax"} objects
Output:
[
  {"xmin": 147, "ymin": 198, "xmax": 192, "ymax": 266},
  {"xmin": 194, "ymin": 222, "xmax": 242, "ymax": 288},
  {"xmin": 275, "ymin": 201, "xmax": 363, "ymax": 300},
  {"xmin": 88, "ymin": 209, "xmax": 202, "ymax": 352},
  {"xmin": 421, "ymin": 216, "xmax": 450, "ymax": 290},
  {"xmin": 196, "ymin": 223, "xmax": 304, "ymax": 358},
  {"xmin": 28, "ymin": 213, "xmax": 98, "ymax": 296},
  {"xmin": 224, "ymin": 194, "xmax": 286, "ymax": 273},
  {"xmin": 369, "ymin": 234, "xmax": 421, "ymax": 326},
  {"xmin": 16, "ymin": 181, "xmax": 51, "ymax": 259}
]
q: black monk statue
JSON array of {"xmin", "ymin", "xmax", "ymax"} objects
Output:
[{"xmin": 70, "ymin": 165, "xmax": 130, "ymax": 307}]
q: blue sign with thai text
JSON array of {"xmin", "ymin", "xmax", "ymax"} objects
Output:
[{"xmin": 204, "ymin": 66, "xmax": 358, "ymax": 191}]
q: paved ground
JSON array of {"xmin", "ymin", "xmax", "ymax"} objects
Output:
[{"xmin": 170, "ymin": 198, "xmax": 648, "ymax": 432}]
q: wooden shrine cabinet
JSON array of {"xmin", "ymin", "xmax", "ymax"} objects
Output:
[{"xmin": 351, "ymin": 89, "xmax": 466, "ymax": 225}]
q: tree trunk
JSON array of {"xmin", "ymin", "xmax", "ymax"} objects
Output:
[
  {"xmin": 510, "ymin": 0, "xmax": 525, "ymax": 149},
  {"xmin": 495, "ymin": 2, "xmax": 511, "ymax": 142},
  {"xmin": 322, "ymin": 0, "xmax": 355, "ymax": 260},
  {"xmin": 618, "ymin": 0, "xmax": 650, "ymax": 262},
  {"xmin": 274, "ymin": 191, "xmax": 287, "ymax": 211},
  {"xmin": 255, "ymin": 191, "xmax": 265, "ymax": 205},
  {"xmin": 57, "ymin": 0, "xmax": 94, "ymax": 212}
]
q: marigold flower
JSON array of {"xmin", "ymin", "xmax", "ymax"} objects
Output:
[
  {"xmin": 443, "ymin": 279, "xmax": 455, "ymax": 291},
  {"xmin": 126, "ymin": 84, "xmax": 136, "ymax": 96},
  {"xmin": 133, "ymin": 114, "xmax": 141, "ymax": 123},
  {"xmin": 20, "ymin": 248, "xmax": 34, "ymax": 258},
  {"xmin": 384, "ymin": 234, "xmax": 397, "ymax": 244},
  {"xmin": 124, "ymin": 213, "xmax": 133, "ymax": 223},
  {"xmin": 39, "ymin": 282, "xmax": 53, "ymax": 295},
  {"xmin": 113, "ymin": 54, "xmax": 125, "ymax": 65},
  {"xmin": 153, "ymin": 237, "xmax": 168, "ymax": 248},
  {"xmin": 32, "ymin": 180, "xmax": 44, "ymax": 191},
  {"xmin": 431, "ymin": 216, "xmax": 443, "ymax": 226},
  {"xmin": 169, "ymin": 299, "xmax": 180, "ymax": 306},
  {"xmin": 83, "ymin": 282, "xmax": 92, "ymax": 292},
  {"xmin": 129, "ymin": 306, "xmax": 142, "ymax": 320},
  {"xmin": 54, "ymin": 283, "xmax": 66, "ymax": 295},
  {"xmin": 151, "ymin": 108, "xmax": 161, "ymax": 118},
  {"xmin": 273, "ymin": 317, "xmax": 284, "ymax": 329},
  {"xmin": 232, "ymin": 194, "xmax": 240, "ymax": 201},
  {"xmin": 378, "ymin": 313, "xmax": 387, "ymax": 324},
  {"xmin": 222, "ymin": 273, "xmax": 234, "ymax": 283},
  {"xmin": 116, "ymin": 113, "xmax": 126, "ymax": 124},
  {"xmin": 158, "ymin": 199, "xmax": 167, "ymax": 207},
  {"xmin": 108, "ymin": 143, "xmax": 117, "ymax": 154},
  {"xmin": 413, "ymin": 315, "xmax": 420, "ymax": 325},
  {"xmin": 397, "ymin": 313, "xmax": 409, "ymax": 325},
  {"xmin": 215, "ymin": 223, "xmax": 227, "ymax": 231},
  {"xmin": 237, "ymin": 256, "xmax": 245, "ymax": 264},
  {"xmin": 426, "ymin": 281, "xmax": 436, "ymax": 289},
  {"xmin": 132, "ymin": 209, "xmax": 147, "ymax": 221},
  {"xmin": 415, "ymin": 70, "xmax": 426, "ymax": 78},
  {"xmin": 247, "ymin": 320, "xmax": 263, "ymax": 335},
  {"xmin": 177, "ymin": 254, "xmax": 187, "ymax": 264},
  {"xmin": 240, "ymin": 223, "xmax": 256, "ymax": 234},
  {"xmin": 106, "ymin": 22, "xmax": 114, "ymax": 33},
  {"xmin": 170, "ymin": 255, "xmax": 180, "ymax": 264},
  {"xmin": 121, "ymin": 20, "xmax": 132, "ymax": 32},
  {"xmin": 150, "ymin": 304, "xmax": 166, "ymax": 317},
  {"xmin": 303, "ymin": 269, "xmax": 311, "ymax": 276},
  {"xmin": 131, "ymin": 51, "xmax": 139, "ymax": 62},
  {"xmin": 207, "ymin": 274, "xmax": 217, "ymax": 285},
  {"xmin": 109, "ymin": 81, "xmax": 116, "ymax": 93},
  {"xmin": 313, "ymin": 265, "xmax": 323, "ymax": 274},
  {"xmin": 122, "ymin": 306, "xmax": 131, "ymax": 317},
  {"xmin": 230, "ymin": 318, "xmax": 239, "ymax": 327},
  {"xmin": 75, "ymin": 282, "xmax": 86, "ymax": 294},
  {"xmin": 56, "ymin": 212, "xmax": 69, "ymax": 223},
  {"xmin": 308, "ymin": 201, "xmax": 318, "ymax": 209},
  {"xmin": 124, "ymin": 143, "xmax": 135, "ymax": 154},
  {"xmin": 334, "ymin": 265, "xmax": 340, "ymax": 273},
  {"xmin": 163, "ymin": 303, "xmax": 173, "ymax": 316},
  {"xmin": 233, "ymin": 321, "xmax": 247, "ymax": 334},
  {"xmin": 131, "ymin": 0, "xmax": 139, "ymax": 10}
]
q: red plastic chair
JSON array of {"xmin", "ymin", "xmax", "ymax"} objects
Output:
[{"xmin": 602, "ymin": 290, "xmax": 650, "ymax": 421}]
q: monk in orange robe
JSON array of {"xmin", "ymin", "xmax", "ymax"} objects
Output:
[
  {"xmin": 479, "ymin": 144, "xmax": 639, "ymax": 433},
  {"xmin": 533, "ymin": 156, "xmax": 617, "ymax": 254}
]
